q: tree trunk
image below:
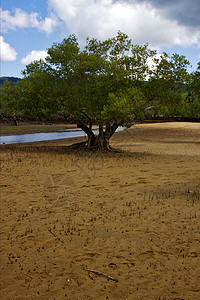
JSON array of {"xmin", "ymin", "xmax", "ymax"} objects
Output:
[
  {"xmin": 75, "ymin": 118, "xmax": 119, "ymax": 151},
  {"xmin": 91, "ymin": 132, "xmax": 110, "ymax": 150},
  {"xmin": 13, "ymin": 114, "xmax": 18, "ymax": 126},
  {"xmin": 85, "ymin": 123, "xmax": 119, "ymax": 151}
]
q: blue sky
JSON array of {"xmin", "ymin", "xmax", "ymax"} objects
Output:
[{"xmin": 1, "ymin": 0, "xmax": 200, "ymax": 78}]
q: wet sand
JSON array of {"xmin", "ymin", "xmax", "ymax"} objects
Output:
[{"xmin": 0, "ymin": 122, "xmax": 200, "ymax": 299}]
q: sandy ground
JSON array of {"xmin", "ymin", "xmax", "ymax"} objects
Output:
[{"xmin": 0, "ymin": 122, "xmax": 200, "ymax": 300}]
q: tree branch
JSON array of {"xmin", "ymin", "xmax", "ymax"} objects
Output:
[
  {"xmin": 73, "ymin": 113, "xmax": 94, "ymax": 138},
  {"xmin": 82, "ymin": 112, "xmax": 93, "ymax": 131}
]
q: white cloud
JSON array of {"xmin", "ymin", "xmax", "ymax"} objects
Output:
[
  {"xmin": 0, "ymin": 36, "xmax": 17, "ymax": 61},
  {"xmin": 0, "ymin": 8, "xmax": 60, "ymax": 34},
  {"xmin": 39, "ymin": 13, "xmax": 60, "ymax": 34},
  {"xmin": 48, "ymin": 0, "xmax": 200, "ymax": 49},
  {"xmin": 1, "ymin": 8, "xmax": 32, "ymax": 31},
  {"xmin": 21, "ymin": 50, "xmax": 48, "ymax": 64}
]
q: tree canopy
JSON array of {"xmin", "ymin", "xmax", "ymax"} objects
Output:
[{"xmin": 1, "ymin": 31, "xmax": 199, "ymax": 150}]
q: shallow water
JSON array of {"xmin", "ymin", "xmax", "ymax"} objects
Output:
[{"xmin": 0, "ymin": 127, "xmax": 124, "ymax": 145}]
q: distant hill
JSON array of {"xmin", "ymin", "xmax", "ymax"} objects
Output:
[{"xmin": 0, "ymin": 77, "xmax": 21, "ymax": 85}]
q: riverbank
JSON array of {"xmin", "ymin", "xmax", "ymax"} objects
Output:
[
  {"xmin": 1, "ymin": 119, "xmax": 199, "ymax": 136},
  {"xmin": 0, "ymin": 123, "xmax": 77, "ymax": 136},
  {"xmin": 1, "ymin": 122, "xmax": 200, "ymax": 299}
]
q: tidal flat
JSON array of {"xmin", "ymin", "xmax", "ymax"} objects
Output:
[{"xmin": 0, "ymin": 122, "xmax": 200, "ymax": 299}]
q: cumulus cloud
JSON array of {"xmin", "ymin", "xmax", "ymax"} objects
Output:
[
  {"xmin": 21, "ymin": 50, "xmax": 48, "ymax": 64},
  {"xmin": 132, "ymin": 0, "xmax": 200, "ymax": 28},
  {"xmin": 0, "ymin": 8, "xmax": 60, "ymax": 34},
  {"xmin": 48, "ymin": 0, "xmax": 200, "ymax": 49},
  {"xmin": 0, "ymin": 36, "xmax": 17, "ymax": 61},
  {"xmin": 39, "ymin": 13, "xmax": 60, "ymax": 33}
]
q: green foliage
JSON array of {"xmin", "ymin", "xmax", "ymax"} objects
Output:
[
  {"xmin": 1, "ymin": 31, "xmax": 197, "ymax": 140},
  {"xmin": 151, "ymin": 52, "xmax": 190, "ymax": 85},
  {"xmin": 1, "ymin": 80, "xmax": 22, "ymax": 115},
  {"xmin": 41, "ymin": 31, "xmax": 159, "ymax": 127},
  {"xmin": 141, "ymin": 53, "xmax": 192, "ymax": 117},
  {"xmin": 101, "ymin": 88, "xmax": 146, "ymax": 126},
  {"xmin": 191, "ymin": 63, "xmax": 200, "ymax": 99},
  {"xmin": 181, "ymin": 64, "xmax": 200, "ymax": 118},
  {"xmin": 1, "ymin": 61, "xmax": 61, "ymax": 118}
]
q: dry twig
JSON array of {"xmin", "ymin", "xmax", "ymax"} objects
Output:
[
  {"xmin": 48, "ymin": 228, "xmax": 64, "ymax": 243},
  {"xmin": 85, "ymin": 269, "xmax": 118, "ymax": 282}
]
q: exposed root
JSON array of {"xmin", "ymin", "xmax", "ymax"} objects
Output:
[
  {"xmin": 68, "ymin": 141, "xmax": 87, "ymax": 150},
  {"xmin": 69, "ymin": 140, "xmax": 114, "ymax": 152}
]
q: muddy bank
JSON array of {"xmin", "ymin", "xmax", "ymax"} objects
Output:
[{"xmin": 0, "ymin": 123, "xmax": 200, "ymax": 299}]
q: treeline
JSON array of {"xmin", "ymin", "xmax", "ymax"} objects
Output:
[
  {"xmin": 0, "ymin": 32, "xmax": 200, "ymax": 148},
  {"xmin": 0, "ymin": 113, "xmax": 199, "ymax": 127},
  {"xmin": 0, "ymin": 113, "xmax": 75, "ymax": 125},
  {"xmin": 0, "ymin": 77, "xmax": 21, "ymax": 85}
]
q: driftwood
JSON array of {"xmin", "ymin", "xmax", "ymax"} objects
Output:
[
  {"xmin": 48, "ymin": 228, "xmax": 64, "ymax": 243},
  {"xmin": 85, "ymin": 269, "xmax": 118, "ymax": 282}
]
